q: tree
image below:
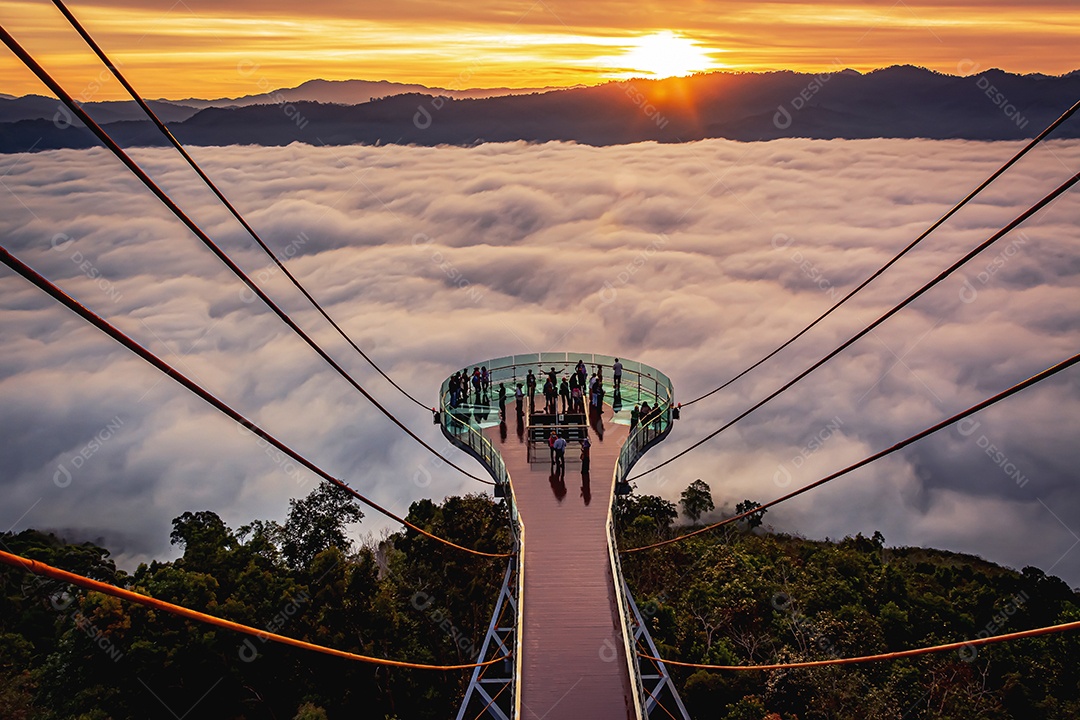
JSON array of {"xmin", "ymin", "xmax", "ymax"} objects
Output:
[
  {"xmin": 617, "ymin": 493, "xmax": 678, "ymax": 533},
  {"xmin": 170, "ymin": 511, "xmax": 235, "ymax": 569},
  {"xmin": 734, "ymin": 500, "xmax": 766, "ymax": 530},
  {"xmin": 281, "ymin": 483, "xmax": 364, "ymax": 569},
  {"xmin": 680, "ymin": 479, "xmax": 715, "ymax": 523}
]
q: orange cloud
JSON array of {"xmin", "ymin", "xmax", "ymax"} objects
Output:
[{"xmin": 0, "ymin": 0, "xmax": 1077, "ymax": 99}]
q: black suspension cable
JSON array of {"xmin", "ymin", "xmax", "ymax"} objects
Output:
[
  {"xmin": 682, "ymin": 98, "xmax": 1080, "ymax": 408},
  {"xmin": 51, "ymin": 0, "xmax": 430, "ymax": 412},
  {"xmin": 0, "ymin": 24, "xmax": 491, "ymax": 485},
  {"xmin": 625, "ymin": 349, "xmax": 1080, "ymax": 552},
  {"xmin": 0, "ymin": 245, "xmax": 507, "ymax": 557},
  {"xmin": 629, "ymin": 169, "xmax": 1080, "ymax": 480}
]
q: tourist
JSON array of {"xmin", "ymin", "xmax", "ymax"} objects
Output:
[
  {"xmin": 553, "ymin": 435, "xmax": 567, "ymax": 472},
  {"xmin": 526, "ymin": 370, "xmax": 537, "ymax": 411}
]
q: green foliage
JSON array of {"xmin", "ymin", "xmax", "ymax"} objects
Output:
[
  {"xmin": 293, "ymin": 702, "xmax": 328, "ymax": 720},
  {"xmin": 617, "ymin": 491, "xmax": 678, "ymax": 546},
  {"xmin": 619, "ymin": 526, "xmax": 1080, "ymax": 720},
  {"xmin": 680, "ymin": 479, "xmax": 715, "ymax": 523},
  {"xmin": 0, "ymin": 489, "xmax": 509, "ymax": 720}
]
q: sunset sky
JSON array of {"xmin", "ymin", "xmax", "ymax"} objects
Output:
[{"xmin": 1, "ymin": 0, "xmax": 1079, "ymax": 100}]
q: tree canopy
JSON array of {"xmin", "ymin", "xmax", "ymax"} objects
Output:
[{"xmin": 0, "ymin": 484, "xmax": 508, "ymax": 720}]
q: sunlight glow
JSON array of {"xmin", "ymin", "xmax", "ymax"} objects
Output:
[{"xmin": 617, "ymin": 31, "xmax": 718, "ymax": 79}]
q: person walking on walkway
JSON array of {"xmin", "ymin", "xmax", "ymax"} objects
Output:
[
  {"xmin": 498, "ymin": 382, "xmax": 507, "ymax": 418},
  {"xmin": 613, "ymin": 358, "xmax": 623, "ymax": 393},
  {"xmin": 630, "ymin": 404, "xmax": 640, "ymax": 431},
  {"xmin": 515, "ymin": 383, "xmax": 524, "ymax": 416},
  {"xmin": 559, "ymin": 376, "xmax": 570, "ymax": 414},
  {"xmin": 553, "ymin": 435, "xmax": 567, "ymax": 474},
  {"xmin": 548, "ymin": 430, "xmax": 558, "ymax": 467},
  {"xmin": 580, "ymin": 436, "xmax": 591, "ymax": 474}
]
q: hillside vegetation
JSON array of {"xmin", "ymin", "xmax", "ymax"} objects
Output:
[{"xmin": 618, "ymin": 486, "xmax": 1080, "ymax": 719}]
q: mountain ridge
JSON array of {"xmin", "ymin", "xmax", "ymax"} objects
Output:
[{"xmin": 2, "ymin": 66, "xmax": 1077, "ymax": 153}]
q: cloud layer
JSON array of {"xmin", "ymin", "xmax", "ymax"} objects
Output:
[{"xmin": 1, "ymin": 137, "xmax": 1078, "ymax": 586}]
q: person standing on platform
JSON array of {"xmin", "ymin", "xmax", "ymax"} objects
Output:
[
  {"xmin": 515, "ymin": 383, "xmax": 524, "ymax": 416},
  {"xmin": 630, "ymin": 404, "xmax": 640, "ymax": 431},
  {"xmin": 580, "ymin": 436, "xmax": 591, "ymax": 474},
  {"xmin": 571, "ymin": 384, "xmax": 583, "ymax": 414},
  {"xmin": 526, "ymin": 370, "xmax": 537, "ymax": 412},
  {"xmin": 498, "ymin": 382, "xmax": 507, "ymax": 419},
  {"xmin": 471, "ymin": 368, "xmax": 482, "ymax": 403},
  {"xmin": 613, "ymin": 358, "xmax": 623, "ymax": 393},
  {"xmin": 554, "ymin": 435, "xmax": 567, "ymax": 474},
  {"xmin": 559, "ymin": 376, "xmax": 570, "ymax": 414},
  {"xmin": 481, "ymin": 366, "xmax": 490, "ymax": 397}
]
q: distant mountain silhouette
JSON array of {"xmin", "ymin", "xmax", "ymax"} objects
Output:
[
  {"xmin": 168, "ymin": 78, "xmax": 575, "ymax": 109},
  {"xmin": 0, "ymin": 95, "xmax": 200, "ymax": 124},
  {"xmin": 2, "ymin": 66, "xmax": 1077, "ymax": 153}
]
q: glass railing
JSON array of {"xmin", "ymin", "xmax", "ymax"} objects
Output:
[{"xmin": 605, "ymin": 360, "xmax": 676, "ymax": 720}]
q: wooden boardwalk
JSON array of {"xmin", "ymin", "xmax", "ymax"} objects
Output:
[{"xmin": 485, "ymin": 396, "xmax": 634, "ymax": 720}]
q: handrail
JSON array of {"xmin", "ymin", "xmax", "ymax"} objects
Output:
[
  {"xmin": 437, "ymin": 361, "xmax": 524, "ymax": 717},
  {"xmin": 605, "ymin": 359, "xmax": 677, "ymax": 718}
]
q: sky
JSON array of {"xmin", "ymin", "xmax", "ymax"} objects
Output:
[
  {"xmin": 1, "ymin": 0, "xmax": 1079, "ymax": 99},
  {"xmin": 1, "ymin": 137, "xmax": 1078, "ymax": 587}
]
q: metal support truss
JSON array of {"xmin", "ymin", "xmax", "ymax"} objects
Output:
[
  {"xmin": 626, "ymin": 581, "xmax": 692, "ymax": 720},
  {"xmin": 456, "ymin": 557, "xmax": 518, "ymax": 720}
]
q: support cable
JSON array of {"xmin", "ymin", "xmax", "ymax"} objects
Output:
[
  {"xmin": 624, "ymin": 350, "xmax": 1080, "ymax": 553},
  {"xmin": 629, "ymin": 169, "xmax": 1080, "ymax": 481},
  {"xmin": 682, "ymin": 98, "xmax": 1080, "ymax": 408},
  {"xmin": 51, "ymin": 0, "xmax": 430, "ymax": 412},
  {"xmin": 0, "ymin": 549, "xmax": 509, "ymax": 670},
  {"xmin": 0, "ymin": 245, "xmax": 509, "ymax": 559},
  {"xmin": 0, "ymin": 24, "xmax": 491, "ymax": 485}
]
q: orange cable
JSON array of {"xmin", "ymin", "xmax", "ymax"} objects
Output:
[
  {"xmin": 0, "ymin": 549, "xmax": 509, "ymax": 671},
  {"xmin": 638, "ymin": 618, "xmax": 1080, "ymax": 670}
]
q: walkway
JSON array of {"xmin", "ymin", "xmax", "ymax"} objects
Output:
[{"xmin": 485, "ymin": 396, "xmax": 633, "ymax": 720}]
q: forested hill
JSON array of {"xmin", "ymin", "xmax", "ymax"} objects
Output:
[
  {"xmin": 1, "ymin": 66, "xmax": 1078, "ymax": 153},
  {"xmin": 617, "ymin": 490, "xmax": 1080, "ymax": 719},
  {"xmin": 2, "ymin": 484, "xmax": 1078, "ymax": 719}
]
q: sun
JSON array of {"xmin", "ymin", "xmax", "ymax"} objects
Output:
[{"xmin": 620, "ymin": 31, "xmax": 717, "ymax": 79}]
